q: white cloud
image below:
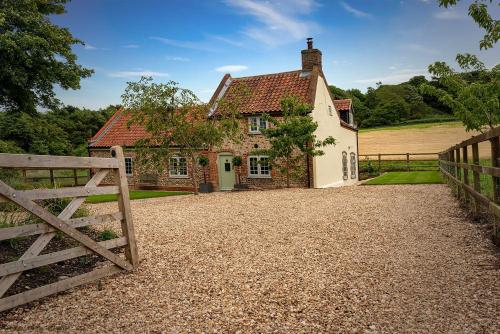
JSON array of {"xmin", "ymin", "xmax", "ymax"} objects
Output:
[
  {"xmin": 353, "ymin": 69, "xmax": 427, "ymax": 84},
  {"xmin": 224, "ymin": 0, "xmax": 319, "ymax": 46},
  {"xmin": 83, "ymin": 43, "xmax": 109, "ymax": 51},
  {"xmin": 109, "ymin": 71, "xmax": 169, "ymax": 78},
  {"xmin": 215, "ymin": 65, "xmax": 248, "ymax": 73},
  {"xmin": 122, "ymin": 44, "xmax": 139, "ymax": 48},
  {"xmin": 150, "ymin": 37, "xmax": 216, "ymax": 51},
  {"xmin": 389, "ymin": 65, "xmax": 397, "ymax": 70},
  {"xmin": 433, "ymin": 10, "xmax": 466, "ymax": 20},
  {"xmin": 339, "ymin": 2, "xmax": 372, "ymax": 18},
  {"xmin": 166, "ymin": 56, "xmax": 190, "ymax": 62},
  {"xmin": 210, "ymin": 35, "xmax": 245, "ymax": 47},
  {"xmin": 400, "ymin": 43, "xmax": 439, "ymax": 55}
]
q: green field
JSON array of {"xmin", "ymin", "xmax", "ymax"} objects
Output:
[
  {"xmin": 86, "ymin": 190, "xmax": 191, "ymax": 203},
  {"xmin": 363, "ymin": 171, "xmax": 444, "ymax": 185}
]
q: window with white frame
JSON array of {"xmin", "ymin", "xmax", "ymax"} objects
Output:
[
  {"xmin": 248, "ymin": 156, "xmax": 270, "ymax": 177},
  {"xmin": 248, "ymin": 116, "xmax": 268, "ymax": 134},
  {"xmin": 350, "ymin": 153, "xmax": 356, "ymax": 179},
  {"xmin": 169, "ymin": 156, "xmax": 188, "ymax": 177},
  {"xmin": 342, "ymin": 151, "xmax": 348, "ymax": 180},
  {"xmin": 124, "ymin": 157, "xmax": 133, "ymax": 176}
]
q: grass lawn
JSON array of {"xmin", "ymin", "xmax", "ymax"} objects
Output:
[
  {"xmin": 363, "ymin": 171, "xmax": 443, "ymax": 185},
  {"xmin": 86, "ymin": 190, "xmax": 192, "ymax": 203}
]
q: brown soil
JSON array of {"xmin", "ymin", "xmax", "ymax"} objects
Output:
[{"xmin": 0, "ymin": 227, "xmax": 122, "ymax": 297}]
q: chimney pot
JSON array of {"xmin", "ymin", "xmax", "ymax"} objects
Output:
[
  {"xmin": 301, "ymin": 38, "xmax": 322, "ymax": 71},
  {"xmin": 307, "ymin": 37, "xmax": 313, "ymax": 49}
]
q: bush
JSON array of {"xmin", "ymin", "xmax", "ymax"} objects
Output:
[{"xmin": 98, "ymin": 229, "xmax": 117, "ymax": 241}]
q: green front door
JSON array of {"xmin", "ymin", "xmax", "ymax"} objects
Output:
[{"xmin": 218, "ymin": 154, "xmax": 235, "ymax": 191}]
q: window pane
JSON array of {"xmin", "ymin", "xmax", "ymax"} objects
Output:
[
  {"xmin": 249, "ymin": 157, "xmax": 258, "ymax": 174},
  {"xmin": 249, "ymin": 117, "xmax": 258, "ymax": 132},
  {"xmin": 260, "ymin": 157, "xmax": 270, "ymax": 175},
  {"xmin": 350, "ymin": 153, "xmax": 356, "ymax": 178},
  {"xmin": 169, "ymin": 158, "xmax": 178, "ymax": 175},
  {"xmin": 124, "ymin": 158, "xmax": 133, "ymax": 175},
  {"xmin": 259, "ymin": 118, "xmax": 267, "ymax": 130},
  {"xmin": 179, "ymin": 157, "xmax": 187, "ymax": 176},
  {"xmin": 342, "ymin": 152, "xmax": 348, "ymax": 180}
]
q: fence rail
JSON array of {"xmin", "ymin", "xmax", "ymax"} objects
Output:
[
  {"xmin": 359, "ymin": 153, "xmax": 439, "ymax": 178},
  {"xmin": 438, "ymin": 126, "xmax": 500, "ymax": 245},
  {"xmin": 0, "ymin": 146, "xmax": 138, "ymax": 312}
]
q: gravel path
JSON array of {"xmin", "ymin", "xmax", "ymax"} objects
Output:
[{"xmin": 1, "ymin": 185, "xmax": 499, "ymax": 333}]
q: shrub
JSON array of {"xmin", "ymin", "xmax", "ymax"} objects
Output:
[{"xmin": 98, "ymin": 229, "xmax": 117, "ymax": 241}]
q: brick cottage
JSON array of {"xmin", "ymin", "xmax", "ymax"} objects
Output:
[{"xmin": 88, "ymin": 39, "xmax": 359, "ymax": 191}]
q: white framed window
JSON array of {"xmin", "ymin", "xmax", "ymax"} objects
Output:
[
  {"xmin": 328, "ymin": 105, "xmax": 333, "ymax": 116},
  {"xmin": 248, "ymin": 156, "xmax": 271, "ymax": 178},
  {"xmin": 350, "ymin": 153, "xmax": 356, "ymax": 179},
  {"xmin": 124, "ymin": 157, "xmax": 133, "ymax": 176},
  {"xmin": 342, "ymin": 151, "xmax": 348, "ymax": 181},
  {"xmin": 169, "ymin": 156, "xmax": 188, "ymax": 177},
  {"xmin": 248, "ymin": 116, "xmax": 268, "ymax": 134}
]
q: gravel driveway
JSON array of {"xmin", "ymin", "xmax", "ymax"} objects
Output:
[{"xmin": 1, "ymin": 185, "xmax": 499, "ymax": 333}]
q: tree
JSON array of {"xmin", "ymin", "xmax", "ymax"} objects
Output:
[
  {"xmin": 123, "ymin": 77, "xmax": 241, "ymax": 195},
  {"xmin": 438, "ymin": 0, "xmax": 499, "ymax": 50},
  {"xmin": 420, "ymin": 54, "xmax": 499, "ymax": 132},
  {"xmin": 256, "ymin": 96, "xmax": 336, "ymax": 188},
  {"xmin": 0, "ymin": 0, "xmax": 93, "ymax": 114}
]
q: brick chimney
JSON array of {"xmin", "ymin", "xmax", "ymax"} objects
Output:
[{"xmin": 301, "ymin": 38, "xmax": 322, "ymax": 71}]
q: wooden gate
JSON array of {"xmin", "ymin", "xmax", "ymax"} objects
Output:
[{"xmin": 0, "ymin": 146, "xmax": 138, "ymax": 312}]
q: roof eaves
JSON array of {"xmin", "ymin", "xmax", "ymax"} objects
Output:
[{"xmin": 88, "ymin": 109, "xmax": 125, "ymax": 147}]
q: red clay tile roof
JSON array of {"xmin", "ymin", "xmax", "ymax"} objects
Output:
[
  {"xmin": 89, "ymin": 109, "xmax": 149, "ymax": 148},
  {"xmin": 89, "ymin": 69, "xmax": 355, "ymax": 148},
  {"xmin": 333, "ymin": 99, "xmax": 351, "ymax": 111},
  {"xmin": 212, "ymin": 70, "xmax": 315, "ymax": 114}
]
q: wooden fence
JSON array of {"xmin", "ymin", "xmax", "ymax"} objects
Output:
[
  {"xmin": 19, "ymin": 168, "xmax": 90, "ymax": 187},
  {"xmin": 438, "ymin": 126, "xmax": 500, "ymax": 245},
  {"xmin": 0, "ymin": 146, "xmax": 138, "ymax": 312},
  {"xmin": 359, "ymin": 153, "xmax": 439, "ymax": 177}
]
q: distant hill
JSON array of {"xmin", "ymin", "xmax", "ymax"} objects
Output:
[{"xmin": 329, "ymin": 75, "xmax": 456, "ymax": 128}]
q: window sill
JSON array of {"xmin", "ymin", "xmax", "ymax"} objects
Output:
[
  {"xmin": 248, "ymin": 175, "xmax": 272, "ymax": 179},
  {"xmin": 248, "ymin": 131, "xmax": 262, "ymax": 135},
  {"xmin": 169, "ymin": 175, "xmax": 189, "ymax": 179}
]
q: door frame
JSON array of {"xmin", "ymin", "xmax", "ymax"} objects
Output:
[{"xmin": 217, "ymin": 152, "xmax": 234, "ymax": 191}]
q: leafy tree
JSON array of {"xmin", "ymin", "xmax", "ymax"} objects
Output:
[
  {"xmin": 438, "ymin": 0, "xmax": 499, "ymax": 49},
  {"xmin": 420, "ymin": 54, "xmax": 499, "ymax": 132},
  {"xmin": 329, "ymin": 85, "xmax": 348, "ymax": 99},
  {"xmin": 256, "ymin": 96, "xmax": 336, "ymax": 188},
  {"xmin": 123, "ymin": 77, "xmax": 241, "ymax": 195},
  {"xmin": 0, "ymin": 0, "xmax": 93, "ymax": 114}
]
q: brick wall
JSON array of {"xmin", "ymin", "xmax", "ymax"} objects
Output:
[{"xmin": 89, "ymin": 116, "xmax": 311, "ymax": 191}]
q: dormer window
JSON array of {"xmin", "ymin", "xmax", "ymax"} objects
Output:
[{"xmin": 248, "ymin": 116, "xmax": 268, "ymax": 134}]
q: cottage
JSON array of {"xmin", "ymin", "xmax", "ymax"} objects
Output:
[{"xmin": 88, "ymin": 38, "xmax": 358, "ymax": 191}]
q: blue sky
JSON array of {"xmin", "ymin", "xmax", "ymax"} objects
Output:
[{"xmin": 52, "ymin": 0, "xmax": 500, "ymax": 109}]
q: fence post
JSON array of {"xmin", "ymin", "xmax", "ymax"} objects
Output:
[
  {"xmin": 111, "ymin": 146, "xmax": 139, "ymax": 268},
  {"xmin": 49, "ymin": 169, "xmax": 55, "ymax": 187},
  {"xmin": 490, "ymin": 137, "xmax": 499, "ymax": 243},
  {"xmin": 456, "ymin": 148, "xmax": 462, "ymax": 199},
  {"xmin": 406, "ymin": 153, "xmax": 410, "ymax": 172},
  {"xmin": 462, "ymin": 146, "xmax": 469, "ymax": 206},
  {"xmin": 471, "ymin": 143, "xmax": 481, "ymax": 215},
  {"xmin": 378, "ymin": 153, "xmax": 381, "ymax": 175}
]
